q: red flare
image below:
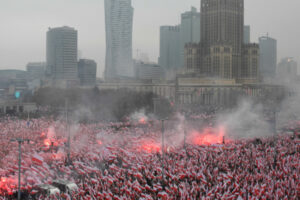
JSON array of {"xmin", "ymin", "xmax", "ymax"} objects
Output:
[
  {"xmin": 190, "ymin": 126, "xmax": 226, "ymax": 145},
  {"xmin": 44, "ymin": 138, "xmax": 51, "ymax": 147},
  {"xmin": 97, "ymin": 140, "xmax": 103, "ymax": 145},
  {"xmin": 52, "ymin": 152, "xmax": 64, "ymax": 160},
  {"xmin": 139, "ymin": 140, "xmax": 161, "ymax": 153},
  {"xmin": 40, "ymin": 132, "xmax": 46, "ymax": 138},
  {"xmin": 139, "ymin": 117, "xmax": 147, "ymax": 124}
]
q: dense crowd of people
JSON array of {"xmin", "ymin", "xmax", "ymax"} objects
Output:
[{"xmin": 0, "ymin": 117, "xmax": 299, "ymax": 199}]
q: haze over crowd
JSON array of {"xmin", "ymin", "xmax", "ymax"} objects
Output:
[{"xmin": 0, "ymin": 0, "xmax": 299, "ymax": 77}]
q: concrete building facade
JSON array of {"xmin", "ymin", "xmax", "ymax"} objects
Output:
[
  {"xmin": 78, "ymin": 59, "xmax": 97, "ymax": 86},
  {"xmin": 134, "ymin": 61, "xmax": 165, "ymax": 80},
  {"xmin": 104, "ymin": 0, "xmax": 134, "ymax": 79},
  {"xmin": 98, "ymin": 78, "xmax": 284, "ymax": 107},
  {"xmin": 259, "ymin": 35, "xmax": 277, "ymax": 78},
  {"xmin": 244, "ymin": 25, "xmax": 250, "ymax": 44},
  {"xmin": 277, "ymin": 57, "xmax": 298, "ymax": 83},
  {"xmin": 241, "ymin": 44, "xmax": 260, "ymax": 82},
  {"xmin": 184, "ymin": 0, "xmax": 259, "ymax": 83},
  {"xmin": 180, "ymin": 7, "xmax": 201, "ymax": 67},
  {"xmin": 159, "ymin": 7, "xmax": 201, "ymax": 71},
  {"xmin": 46, "ymin": 26, "xmax": 78, "ymax": 87},
  {"xmin": 200, "ymin": 0, "xmax": 244, "ymax": 80},
  {"xmin": 158, "ymin": 26, "xmax": 181, "ymax": 70},
  {"xmin": 26, "ymin": 62, "xmax": 46, "ymax": 80}
]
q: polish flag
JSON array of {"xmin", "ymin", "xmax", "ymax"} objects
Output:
[{"xmin": 32, "ymin": 154, "xmax": 44, "ymax": 166}]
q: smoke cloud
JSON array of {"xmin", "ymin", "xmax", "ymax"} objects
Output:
[{"xmin": 217, "ymin": 99, "xmax": 273, "ymax": 139}]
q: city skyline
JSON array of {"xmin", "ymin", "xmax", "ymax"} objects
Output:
[{"xmin": 0, "ymin": 0, "xmax": 299, "ymax": 77}]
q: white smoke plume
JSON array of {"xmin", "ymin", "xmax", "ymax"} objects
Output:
[
  {"xmin": 130, "ymin": 109, "xmax": 148, "ymax": 122},
  {"xmin": 217, "ymin": 99, "xmax": 273, "ymax": 139}
]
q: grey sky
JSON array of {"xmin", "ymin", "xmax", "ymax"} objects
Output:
[{"xmin": 0, "ymin": 0, "xmax": 299, "ymax": 77}]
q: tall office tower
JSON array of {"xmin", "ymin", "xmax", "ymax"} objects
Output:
[
  {"xmin": 259, "ymin": 35, "xmax": 277, "ymax": 78},
  {"xmin": 104, "ymin": 0, "xmax": 134, "ymax": 80},
  {"xmin": 200, "ymin": 0, "xmax": 244, "ymax": 79},
  {"xmin": 158, "ymin": 26, "xmax": 181, "ymax": 70},
  {"xmin": 244, "ymin": 25, "xmax": 250, "ymax": 44},
  {"xmin": 78, "ymin": 59, "xmax": 97, "ymax": 86},
  {"xmin": 46, "ymin": 26, "xmax": 78, "ymax": 87},
  {"xmin": 179, "ymin": 7, "xmax": 201, "ymax": 67}
]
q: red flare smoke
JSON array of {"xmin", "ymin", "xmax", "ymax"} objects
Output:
[
  {"xmin": 40, "ymin": 132, "xmax": 46, "ymax": 138},
  {"xmin": 0, "ymin": 177, "xmax": 17, "ymax": 195},
  {"xmin": 138, "ymin": 140, "xmax": 161, "ymax": 153},
  {"xmin": 190, "ymin": 126, "xmax": 226, "ymax": 145},
  {"xmin": 44, "ymin": 138, "xmax": 51, "ymax": 147},
  {"xmin": 97, "ymin": 140, "xmax": 103, "ymax": 145},
  {"xmin": 52, "ymin": 152, "xmax": 64, "ymax": 160},
  {"xmin": 139, "ymin": 117, "xmax": 147, "ymax": 124}
]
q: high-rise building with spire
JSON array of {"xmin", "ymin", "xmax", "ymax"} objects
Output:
[{"xmin": 184, "ymin": 0, "xmax": 259, "ymax": 83}]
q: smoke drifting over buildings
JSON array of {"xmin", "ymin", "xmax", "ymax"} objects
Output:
[
  {"xmin": 0, "ymin": 0, "xmax": 297, "ymax": 125},
  {"xmin": 0, "ymin": 1, "xmax": 300, "ymax": 199}
]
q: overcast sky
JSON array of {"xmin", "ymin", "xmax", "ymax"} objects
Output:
[{"xmin": 0, "ymin": 0, "xmax": 299, "ymax": 77}]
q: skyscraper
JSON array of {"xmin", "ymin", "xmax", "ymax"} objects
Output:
[
  {"xmin": 179, "ymin": 7, "xmax": 201, "ymax": 67},
  {"xmin": 201, "ymin": 0, "xmax": 244, "ymax": 79},
  {"xmin": 201, "ymin": 0, "xmax": 244, "ymax": 53},
  {"xmin": 159, "ymin": 7, "xmax": 200, "ymax": 71},
  {"xmin": 184, "ymin": 0, "xmax": 259, "ymax": 83},
  {"xmin": 158, "ymin": 26, "xmax": 181, "ymax": 70},
  {"xmin": 259, "ymin": 35, "xmax": 277, "ymax": 78},
  {"xmin": 104, "ymin": 0, "xmax": 134, "ymax": 79},
  {"xmin": 46, "ymin": 26, "xmax": 78, "ymax": 86},
  {"xmin": 244, "ymin": 25, "xmax": 250, "ymax": 44}
]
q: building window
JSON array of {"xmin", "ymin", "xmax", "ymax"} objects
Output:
[{"xmin": 224, "ymin": 47, "xmax": 230, "ymax": 53}]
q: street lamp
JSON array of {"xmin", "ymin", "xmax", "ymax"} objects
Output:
[
  {"xmin": 65, "ymin": 99, "xmax": 71, "ymax": 165},
  {"xmin": 184, "ymin": 129, "xmax": 187, "ymax": 152},
  {"xmin": 160, "ymin": 118, "xmax": 168, "ymax": 190},
  {"xmin": 10, "ymin": 138, "xmax": 30, "ymax": 200}
]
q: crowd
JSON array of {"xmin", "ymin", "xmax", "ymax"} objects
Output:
[{"xmin": 0, "ymin": 117, "xmax": 299, "ymax": 199}]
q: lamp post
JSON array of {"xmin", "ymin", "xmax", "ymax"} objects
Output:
[
  {"xmin": 65, "ymin": 99, "xmax": 71, "ymax": 165},
  {"xmin": 184, "ymin": 129, "xmax": 187, "ymax": 151},
  {"xmin": 153, "ymin": 97, "xmax": 169, "ymax": 189},
  {"xmin": 183, "ymin": 113, "xmax": 187, "ymax": 152},
  {"xmin": 273, "ymin": 110, "xmax": 277, "ymax": 136},
  {"xmin": 10, "ymin": 138, "xmax": 30, "ymax": 200},
  {"xmin": 161, "ymin": 119, "xmax": 165, "ymax": 189}
]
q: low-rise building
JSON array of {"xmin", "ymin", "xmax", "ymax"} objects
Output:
[
  {"xmin": 277, "ymin": 57, "xmax": 298, "ymax": 84},
  {"xmin": 134, "ymin": 61, "xmax": 165, "ymax": 80},
  {"xmin": 98, "ymin": 77, "xmax": 285, "ymax": 108},
  {"xmin": 26, "ymin": 62, "xmax": 46, "ymax": 80},
  {"xmin": 78, "ymin": 59, "xmax": 97, "ymax": 86},
  {"xmin": 0, "ymin": 100, "xmax": 37, "ymax": 114}
]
